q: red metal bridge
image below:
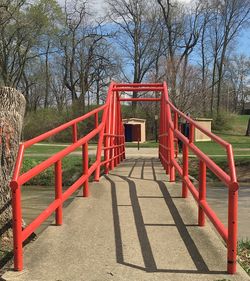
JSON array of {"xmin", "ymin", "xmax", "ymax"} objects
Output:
[{"xmin": 10, "ymin": 82, "xmax": 239, "ymax": 274}]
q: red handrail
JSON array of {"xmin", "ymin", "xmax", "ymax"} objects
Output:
[
  {"xmin": 10, "ymin": 82, "xmax": 125, "ymax": 271},
  {"xmin": 9, "ymin": 81, "xmax": 238, "ymax": 275},
  {"xmin": 159, "ymin": 81, "xmax": 239, "ymax": 274}
]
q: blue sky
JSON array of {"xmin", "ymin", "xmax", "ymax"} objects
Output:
[{"xmin": 237, "ymin": 29, "xmax": 250, "ymax": 56}]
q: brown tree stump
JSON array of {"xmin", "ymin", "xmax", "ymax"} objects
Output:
[{"xmin": 0, "ymin": 87, "xmax": 26, "ymax": 246}]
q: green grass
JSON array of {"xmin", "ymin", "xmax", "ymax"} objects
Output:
[
  {"xmin": 190, "ymin": 114, "xmax": 250, "ymax": 157},
  {"xmin": 24, "ymin": 144, "xmax": 84, "ymax": 155},
  {"xmin": 21, "ymin": 155, "xmax": 94, "ymax": 186},
  {"xmin": 187, "ymin": 157, "xmax": 250, "ymax": 181},
  {"xmin": 238, "ymin": 239, "xmax": 250, "ymax": 275}
]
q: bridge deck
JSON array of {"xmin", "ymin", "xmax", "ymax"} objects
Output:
[{"xmin": 3, "ymin": 158, "xmax": 249, "ymax": 281}]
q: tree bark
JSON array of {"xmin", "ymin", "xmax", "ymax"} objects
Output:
[{"xmin": 0, "ymin": 87, "xmax": 26, "ymax": 243}]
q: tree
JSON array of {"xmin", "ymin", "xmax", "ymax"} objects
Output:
[
  {"xmin": 0, "ymin": 88, "xmax": 26, "ymax": 243},
  {"xmin": 225, "ymin": 54, "xmax": 250, "ymax": 113},
  {"xmin": 207, "ymin": 0, "xmax": 250, "ymax": 114},
  {"xmin": 107, "ymin": 0, "xmax": 164, "ymax": 110},
  {"xmin": 157, "ymin": 0, "xmax": 202, "ymax": 109}
]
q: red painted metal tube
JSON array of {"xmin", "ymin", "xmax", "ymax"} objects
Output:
[
  {"xmin": 182, "ymin": 144, "xmax": 189, "ymax": 198},
  {"xmin": 163, "ymin": 82, "xmax": 175, "ymax": 181},
  {"xmin": 115, "ymin": 87, "xmax": 164, "ymax": 92},
  {"xmin": 189, "ymin": 124, "xmax": 194, "ymax": 143},
  {"xmin": 109, "ymin": 92, "xmax": 115, "ymax": 170},
  {"xmin": 119, "ymin": 98, "xmax": 161, "ymax": 101},
  {"xmin": 23, "ymin": 105, "xmax": 106, "ymax": 149},
  {"xmin": 62, "ymin": 162, "xmax": 98, "ymax": 203},
  {"xmin": 183, "ymin": 176, "xmax": 199, "ymax": 201},
  {"xmin": 173, "ymin": 129, "xmax": 232, "ymax": 187},
  {"xmin": 18, "ymin": 124, "xmax": 103, "ymax": 186},
  {"xmin": 22, "ymin": 199, "xmax": 61, "ymax": 242},
  {"xmin": 83, "ymin": 142, "xmax": 89, "ymax": 197},
  {"xmin": 55, "ymin": 160, "xmax": 63, "ymax": 225},
  {"xmin": 72, "ymin": 123, "xmax": 78, "ymax": 143},
  {"xmin": 226, "ymin": 144, "xmax": 238, "ymax": 184},
  {"xmin": 167, "ymin": 101, "xmax": 229, "ymax": 148},
  {"xmin": 9, "ymin": 82, "xmax": 239, "ymax": 275},
  {"xmin": 95, "ymin": 112, "xmax": 98, "ymax": 128},
  {"xmin": 115, "ymin": 83, "xmax": 163, "ymax": 87},
  {"xmin": 11, "ymin": 144, "xmax": 24, "ymax": 182},
  {"xmin": 199, "ymin": 200, "xmax": 228, "ymax": 242},
  {"xmin": 198, "ymin": 160, "xmax": 206, "ymax": 226},
  {"xmin": 172, "ymin": 158, "xmax": 183, "ymax": 176},
  {"xmin": 94, "ymin": 82, "xmax": 115, "ymax": 181},
  {"xmin": 227, "ymin": 188, "xmax": 238, "ymax": 274},
  {"xmin": 12, "ymin": 184, "xmax": 23, "ymax": 271}
]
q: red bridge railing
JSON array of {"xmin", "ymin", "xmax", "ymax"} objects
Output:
[
  {"xmin": 10, "ymin": 82, "xmax": 125, "ymax": 271},
  {"xmin": 159, "ymin": 82, "xmax": 238, "ymax": 274},
  {"xmin": 9, "ymin": 82, "xmax": 238, "ymax": 274}
]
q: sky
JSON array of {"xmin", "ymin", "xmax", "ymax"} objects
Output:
[
  {"xmin": 63, "ymin": 0, "xmax": 249, "ymax": 61},
  {"xmin": 90, "ymin": 0, "xmax": 250, "ymax": 57}
]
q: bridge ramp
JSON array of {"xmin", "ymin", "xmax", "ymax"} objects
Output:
[{"xmin": 3, "ymin": 158, "xmax": 249, "ymax": 281}]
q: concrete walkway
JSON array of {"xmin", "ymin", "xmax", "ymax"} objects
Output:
[{"xmin": 3, "ymin": 158, "xmax": 250, "ymax": 281}]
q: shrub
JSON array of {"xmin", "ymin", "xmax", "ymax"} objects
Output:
[{"xmin": 212, "ymin": 111, "xmax": 234, "ymax": 131}]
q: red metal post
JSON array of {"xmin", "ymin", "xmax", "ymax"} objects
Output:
[
  {"xmin": 182, "ymin": 144, "xmax": 188, "ymax": 198},
  {"xmin": 174, "ymin": 112, "xmax": 178, "ymax": 158},
  {"xmin": 12, "ymin": 183, "xmax": 23, "ymax": 271},
  {"xmin": 227, "ymin": 188, "xmax": 238, "ymax": 274},
  {"xmin": 168, "ymin": 128, "xmax": 175, "ymax": 182},
  {"xmin": 94, "ymin": 82, "xmax": 115, "ymax": 181},
  {"xmin": 55, "ymin": 160, "xmax": 63, "ymax": 225},
  {"xmin": 95, "ymin": 112, "xmax": 98, "ymax": 128},
  {"xmin": 110, "ymin": 93, "xmax": 115, "ymax": 170},
  {"xmin": 116, "ymin": 94, "xmax": 121, "ymax": 164},
  {"xmin": 198, "ymin": 160, "xmax": 206, "ymax": 226},
  {"xmin": 83, "ymin": 142, "xmax": 89, "ymax": 197},
  {"xmin": 72, "ymin": 123, "xmax": 77, "ymax": 143},
  {"xmin": 114, "ymin": 92, "xmax": 118, "ymax": 168},
  {"xmin": 163, "ymin": 98, "xmax": 168, "ymax": 173},
  {"xmin": 189, "ymin": 123, "xmax": 195, "ymax": 143}
]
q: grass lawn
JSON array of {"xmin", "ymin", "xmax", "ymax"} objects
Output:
[
  {"xmin": 24, "ymin": 143, "xmax": 97, "ymax": 155},
  {"xmin": 21, "ymin": 155, "xmax": 96, "ymax": 186}
]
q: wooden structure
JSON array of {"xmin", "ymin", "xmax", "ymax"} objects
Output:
[{"xmin": 123, "ymin": 118, "xmax": 146, "ymax": 143}]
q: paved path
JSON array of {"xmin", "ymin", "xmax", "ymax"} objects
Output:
[{"xmin": 3, "ymin": 158, "xmax": 250, "ymax": 281}]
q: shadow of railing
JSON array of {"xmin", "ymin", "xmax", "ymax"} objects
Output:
[{"xmin": 105, "ymin": 158, "xmax": 226, "ymax": 274}]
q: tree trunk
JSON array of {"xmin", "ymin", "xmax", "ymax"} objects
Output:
[{"xmin": 0, "ymin": 87, "xmax": 26, "ymax": 244}]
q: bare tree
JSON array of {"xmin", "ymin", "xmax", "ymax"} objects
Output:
[
  {"xmin": 107, "ymin": 0, "xmax": 164, "ymax": 110},
  {"xmin": 157, "ymin": 0, "xmax": 202, "ymax": 109},
  {"xmin": 207, "ymin": 0, "xmax": 250, "ymax": 114}
]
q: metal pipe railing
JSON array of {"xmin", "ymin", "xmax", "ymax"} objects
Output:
[
  {"xmin": 159, "ymin": 82, "xmax": 239, "ymax": 274},
  {"xmin": 10, "ymin": 82, "xmax": 125, "ymax": 271},
  {"xmin": 9, "ymin": 81, "xmax": 238, "ymax": 275}
]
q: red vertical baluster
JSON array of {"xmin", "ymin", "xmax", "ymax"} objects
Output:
[
  {"xmin": 198, "ymin": 160, "xmax": 206, "ymax": 226},
  {"xmin": 95, "ymin": 112, "xmax": 98, "ymax": 128},
  {"xmin": 83, "ymin": 142, "xmax": 89, "ymax": 197},
  {"xmin": 182, "ymin": 143, "xmax": 188, "ymax": 198},
  {"xmin": 72, "ymin": 123, "xmax": 77, "ymax": 143},
  {"xmin": 174, "ymin": 112, "xmax": 178, "ymax": 158},
  {"xmin": 12, "ymin": 182, "xmax": 23, "ymax": 271},
  {"xmin": 189, "ymin": 123, "xmax": 194, "ymax": 143},
  {"xmin": 227, "ymin": 185, "xmax": 238, "ymax": 274},
  {"xmin": 55, "ymin": 160, "xmax": 63, "ymax": 225}
]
